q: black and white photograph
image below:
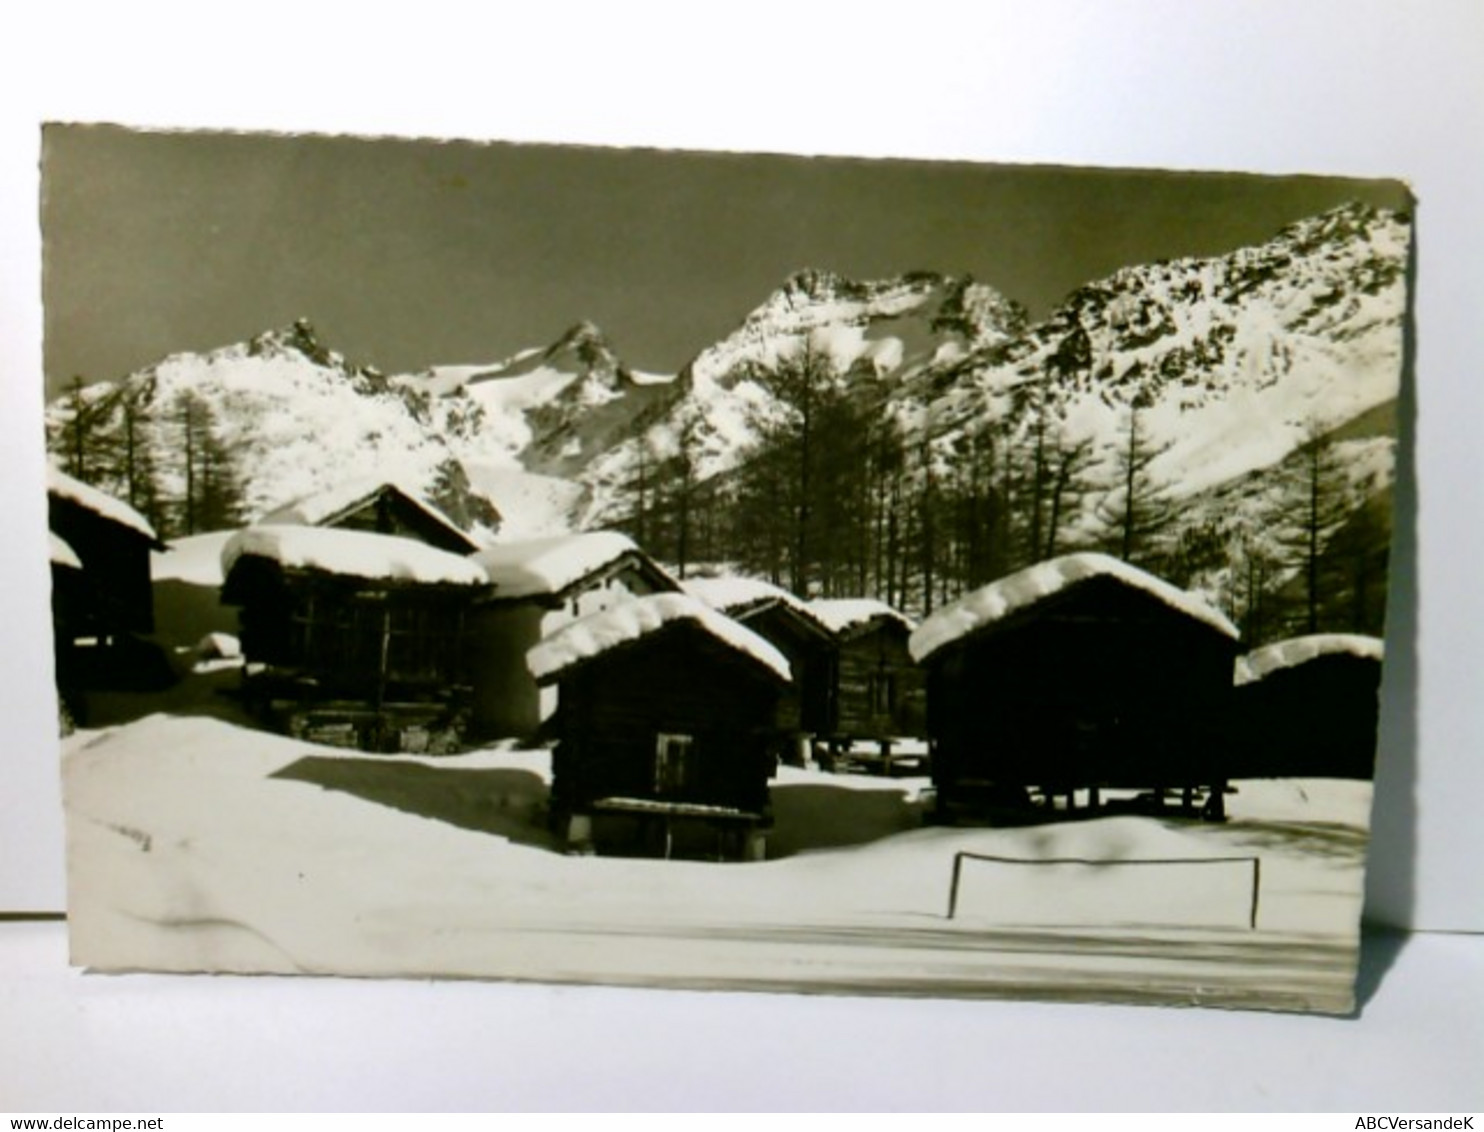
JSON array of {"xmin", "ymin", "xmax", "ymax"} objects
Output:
[{"xmin": 41, "ymin": 123, "xmax": 1410, "ymax": 1015}]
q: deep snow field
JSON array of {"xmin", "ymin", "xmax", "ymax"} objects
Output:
[{"xmin": 59, "ymin": 663, "xmax": 1374, "ymax": 1015}]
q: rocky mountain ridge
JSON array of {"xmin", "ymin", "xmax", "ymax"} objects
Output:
[{"xmin": 45, "ymin": 201, "xmax": 1409, "ymax": 634}]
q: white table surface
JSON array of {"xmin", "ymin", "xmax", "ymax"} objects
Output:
[{"xmin": 1, "ymin": 920, "xmax": 1478, "ymax": 1112}]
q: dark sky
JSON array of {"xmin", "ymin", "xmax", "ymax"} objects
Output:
[{"xmin": 40, "ymin": 124, "xmax": 1410, "ymax": 396}]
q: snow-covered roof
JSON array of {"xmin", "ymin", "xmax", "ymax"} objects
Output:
[
  {"xmin": 527, "ymin": 592, "xmax": 792, "ymax": 684},
  {"xmin": 474, "ymin": 531, "xmax": 674, "ymax": 600},
  {"xmin": 1235, "ymin": 634, "xmax": 1385, "ymax": 686},
  {"xmin": 909, "ymin": 552, "xmax": 1240, "ymax": 663},
  {"xmin": 47, "ymin": 466, "xmax": 160, "ymax": 544},
  {"xmin": 684, "ymin": 576, "xmax": 831, "ymax": 634},
  {"xmin": 49, "ymin": 532, "xmax": 83, "ymax": 570},
  {"xmin": 259, "ymin": 477, "xmax": 479, "ymax": 552},
  {"xmin": 809, "ymin": 598, "xmax": 915, "ymax": 636},
  {"xmin": 221, "ymin": 526, "xmax": 489, "ymax": 588}
]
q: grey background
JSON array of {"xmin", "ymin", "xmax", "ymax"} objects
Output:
[{"xmin": 41, "ymin": 126, "xmax": 1407, "ymax": 394}]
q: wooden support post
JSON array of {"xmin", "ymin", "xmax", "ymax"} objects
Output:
[
  {"xmin": 947, "ymin": 852, "xmax": 965, "ymax": 919},
  {"xmin": 565, "ymin": 813, "xmax": 593, "ymax": 855},
  {"xmin": 376, "ymin": 606, "xmax": 391, "ymax": 716},
  {"xmin": 1205, "ymin": 781, "xmax": 1228, "ymax": 822},
  {"xmin": 1250, "ymin": 857, "xmax": 1261, "ymax": 929}
]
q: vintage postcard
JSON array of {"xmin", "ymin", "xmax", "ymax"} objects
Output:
[{"xmin": 42, "ymin": 124, "xmax": 1410, "ymax": 1012}]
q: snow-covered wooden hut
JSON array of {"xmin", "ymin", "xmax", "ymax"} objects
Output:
[
  {"xmin": 467, "ymin": 532, "xmax": 680, "ymax": 739},
  {"xmin": 47, "ymin": 467, "xmax": 174, "ymax": 703},
  {"xmin": 909, "ymin": 553, "xmax": 1241, "ymax": 821},
  {"xmin": 1233, "ymin": 634, "xmax": 1385, "ymax": 780},
  {"xmin": 810, "ymin": 598, "xmax": 927, "ymax": 764},
  {"xmin": 47, "ymin": 466, "xmax": 165, "ymax": 640},
  {"xmin": 49, "ymin": 532, "xmax": 90, "ymax": 722},
  {"xmin": 49, "ymin": 532, "xmax": 87, "ymax": 618},
  {"xmin": 684, "ymin": 576, "xmax": 835, "ymax": 762},
  {"xmin": 260, "ymin": 478, "xmax": 486, "ymax": 556},
  {"xmin": 528, "ymin": 593, "xmax": 791, "ymax": 860},
  {"xmin": 220, "ymin": 525, "xmax": 489, "ymax": 753}
]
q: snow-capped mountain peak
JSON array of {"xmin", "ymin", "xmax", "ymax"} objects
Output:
[
  {"xmin": 538, "ymin": 319, "xmax": 637, "ymax": 396},
  {"xmin": 247, "ymin": 318, "xmax": 334, "ymax": 365},
  {"xmin": 45, "ymin": 323, "xmax": 499, "ymax": 540},
  {"xmin": 682, "ymin": 269, "xmax": 1026, "ymax": 394},
  {"xmin": 46, "ymin": 200, "xmax": 1408, "ymax": 637}
]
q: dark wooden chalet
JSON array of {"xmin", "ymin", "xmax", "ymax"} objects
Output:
[
  {"xmin": 809, "ymin": 598, "xmax": 927, "ymax": 766},
  {"xmin": 1232, "ymin": 634, "xmax": 1384, "ymax": 780},
  {"xmin": 261, "ymin": 479, "xmax": 486, "ymax": 555},
  {"xmin": 468, "ymin": 532, "xmax": 680, "ymax": 739},
  {"xmin": 220, "ymin": 525, "xmax": 490, "ymax": 753},
  {"xmin": 529, "ymin": 593, "xmax": 791, "ymax": 860},
  {"xmin": 909, "ymin": 553, "xmax": 1241, "ymax": 821},
  {"xmin": 47, "ymin": 468, "xmax": 173, "ymax": 704},
  {"xmin": 47, "ymin": 466, "xmax": 165, "ymax": 640},
  {"xmin": 49, "ymin": 533, "xmax": 87, "ymax": 633},
  {"xmin": 684, "ymin": 577, "xmax": 835, "ymax": 763},
  {"xmin": 49, "ymin": 532, "xmax": 89, "ymax": 723}
]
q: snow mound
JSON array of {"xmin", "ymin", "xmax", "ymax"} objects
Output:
[
  {"xmin": 475, "ymin": 531, "xmax": 670, "ymax": 600},
  {"xmin": 60, "ymin": 707, "xmax": 1373, "ymax": 1003},
  {"xmin": 1235, "ymin": 633, "xmax": 1384, "ymax": 685},
  {"xmin": 527, "ymin": 593, "xmax": 792, "ymax": 684},
  {"xmin": 910, "ymin": 552, "xmax": 1240, "ymax": 662},
  {"xmin": 809, "ymin": 598, "xmax": 915, "ymax": 636},
  {"xmin": 194, "ymin": 631, "xmax": 242, "ymax": 661},
  {"xmin": 221, "ymin": 526, "xmax": 489, "ymax": 587},
  {"xmin": 260, "ymin": 477, "xmax": 477, "ymax": 551},
  {"xmin": 47, "ymin": 465, "xmax": 160, "ymax": 543},
  {"xmin": 50, "ymin": 532, "xmax": 82, "ymax": 570}
]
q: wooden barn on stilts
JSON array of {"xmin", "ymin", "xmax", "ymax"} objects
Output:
[
  {"xmin": 468, "ymin": 532, "xmax": 681, "ymax": 741},
  {"xmin": 528, "ymin": 592, "xmax": 791, "ymax": 861},
  {"xmin": 909, "ymin": 552, "xmax": 1241, "ymax": 822},
  {"xmin": 808, "ymin": 598, "xmax": 927, "ymax": 769},
  {"xmin": 220, "ymin": 525, "xmax": 490, "ymax": 753},
  {"xmin": 683, "ymin": 576, "xmax": 835, "ymax": 765},
  {"xmin": 1233, "ymin": 634, "xmax": 1385, "ymax": 780}
]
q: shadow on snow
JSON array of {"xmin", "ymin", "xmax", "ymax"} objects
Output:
[
  {"xmin": 268, "ymin": 757, "xmax": 935, "ymax": 860},
  {"xmin": 270, "ymin": 756, "xmax": 562, "ymax": 852},
  {"xmin": 765, "ymin": 781, "xmax": 930, "ymax": 859}
]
